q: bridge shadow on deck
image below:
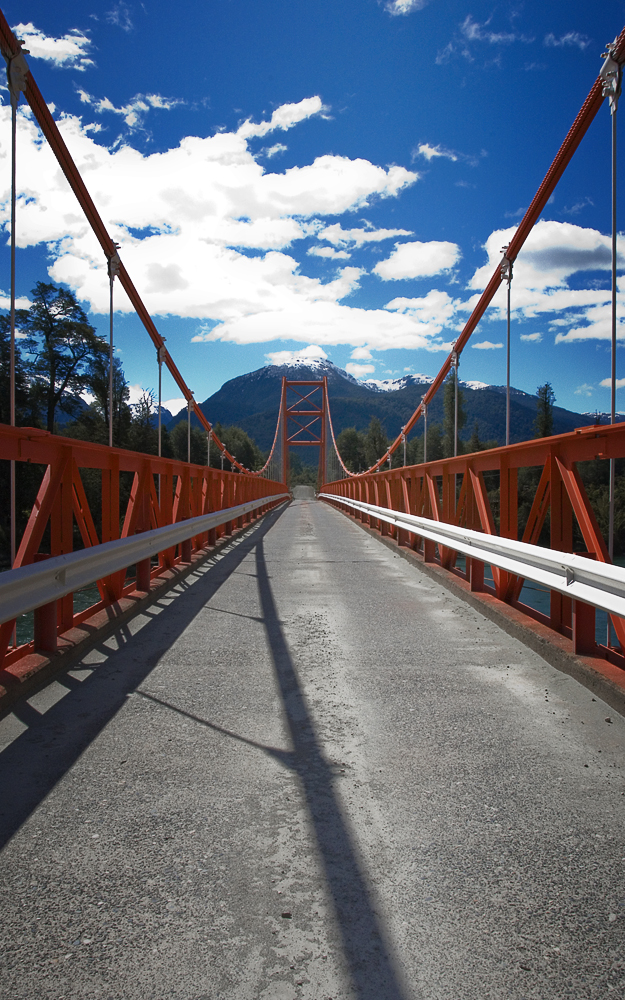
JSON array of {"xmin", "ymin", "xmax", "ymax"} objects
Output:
[
  {"xmin": 0, "ymin": 499, "xmax": 407, "ymax": 999},
  {"xmin": 254, "ymin": 533, "xmax": 407, "ymax": 999}
]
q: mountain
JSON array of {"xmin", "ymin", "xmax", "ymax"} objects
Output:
[{"xmin": 169, "ymin": 359, "xmax": 601, "ymax": 458}]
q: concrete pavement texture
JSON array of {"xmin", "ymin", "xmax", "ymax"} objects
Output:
[{"xmin": 1, "ymin": 489, "xmax": 624, "ymax": 1000}]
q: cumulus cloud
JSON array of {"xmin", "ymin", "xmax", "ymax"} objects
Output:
[
  {"xmin": 350, "ymin": 346, "xmax": 373, "ymax": 359},
  {"xmin": 308, "ymin": 246, "xmax": 351, "ymax": 260},
  {"xmin": 262, "ymin": 143, "xmax": 287, "ymax": 159},
  {"xmin": 467, "ymin": 221, "xmax": 625, "ymax": 345},
  {"xmin": 317, "ymin": 223, "xmax": 413, "ymax": 246},
  {"xmin": 414, "ymin": 143, "xmax": 458, "ymax": 163},
  {"xmin": 346, "ymin": 362, "xmax": 375, "ymax": 377},
  {"xmin": 385, "ymin": 0, "xmax": 429, "ymax": 14},
  {"xmin": 12, "ymin": 22, "xmax": 94, "ymax": 70},
  {"xmin": 575, "ymin": 384, "xmax": 594, "ymax": 396},
  {"xmin": 374, "ymin": 240, "xmax": 461, "ymax": 280},
  {"xmin": 520, "ymin": 332, "xmax": 542, "ymax": 342},
  {"xmin": 544, "ymin": 32, "xmax": 590, "ymax": 50},
  {"xmin": 237, "ymin": 97, "xmax": 328, "ymax": 139},
  {"xmin": 163, "ymin": 397, "xmax": 187, "ymax": 415},
  {"xmin": 265, "ymin": 345, "xmax": 328, "ymax": 365},
  {"xmin": 472, "ymin": 341, "xmax": 503, "ymax": 350},
  {"xmin": 0, "ymin": 99, "xmax": 418, "ymax": 357},
  {"xmin": 600, "ymin": 377, "xmax": 625, "ymax": 390}
]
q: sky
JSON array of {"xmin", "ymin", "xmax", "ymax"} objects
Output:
[{"xmin": 0, "ymin": 0, "xmax": 624, "ymax": 418}]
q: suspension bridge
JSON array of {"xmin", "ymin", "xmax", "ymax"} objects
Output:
[{"xmin": 1, "ymin": 11, "xmax": 625, "ymax": 999}]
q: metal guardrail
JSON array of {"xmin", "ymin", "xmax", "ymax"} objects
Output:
[
  {"xmin": 320, "ymin": 493, "xmax": 625, "ymax": 620},
  {"xmin": 0, "ymin": 493, "xmax": 289, "ymax": 626}
]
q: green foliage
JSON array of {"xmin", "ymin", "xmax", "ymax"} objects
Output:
[
  {"xmin": 210, "ymin": 422, "xmax": 265, "ymax": 471},
  {"xmin": 289, "ymin": 452, "xmax": 318, "ymax": 487},
  {"xmin": 336, "ymin": 426, "xmax": 367, "ymax": 472},
  {"xmin": 17, "ymin": 282, "xmax": 107, "ymax": 432},
  {"xmin": 0, "ymin": 314, "xmax": 38, "ymax": 426},
  {"xmin": 535, "ymin": 382, "xmax": 555, "ymax": 438},
  {"xmin": 170, "ymin": 420, "xmax": 208, "ymax": 465},
  {"xmin": 365, "ymin": 417, "xmax": 388, "ymax": 467}
]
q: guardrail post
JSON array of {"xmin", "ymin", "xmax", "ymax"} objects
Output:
[
  {"xmin": 573, "ymin": 599, "xmax": 596, "ymax": 655},
  {"xmin": 180, "ymin": 531, "xmax": 192, "ymax": 563},
  {"xmin": 469, "ymin": 557, "xmax": 484, "ymax": 592},
  {"xmin": 136, "ymin": 556, "xmax": 151, "ymax": 592},
  {"xmin": 33, "ymin": 554, "xmax": 57, "ymax": 653},
  {"xmin": 423, "ymin": 538, "xmax": 436, "ymax": 563}
]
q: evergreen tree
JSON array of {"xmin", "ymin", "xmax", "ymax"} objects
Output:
[
  {"xmin": 17, "ymin": 282, "xmax": 108, "ymax": 432},
  {"xmin": 364, "ymin": 417, "xmax": 388, "ymax": 467},
  {"xmin": 336, "ymin": 426, "xmax": 367, "ymax": 472},
  {"xmin": 535, "ymin": 382, "xmax": 555, "ymax": 438},
  {"xmin": 0, "ymin": 314, "xmax": 38, "ymax": 426}
]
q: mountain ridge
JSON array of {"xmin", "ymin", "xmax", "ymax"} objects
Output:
[{"xmin": 169, "ymin": 359, "xmax": 614, "ymax": 455}]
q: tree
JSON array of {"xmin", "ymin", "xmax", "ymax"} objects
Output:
[
  {"xmin": 442, "ymin": 373, "xmax": 466, "ymax": 458},
  {"xmin": 364, "ymin": 417, "xmax": 388, "ymax": 468},
  {"xmin": 336, "ymin": 426, "xmax": 366, "ymax": 472},
  {"xmin": 0, "ymin": 314, "xmax": 38, "ymax": 426},
  {"xmin": 209, "ymin": 423, "xmax": 264, "ymax": 471},
  {"xmin": 86, "ymin": 352, "xmax": 133, "ymax": 446},
  {"xmin": 18, "ymin": 282, "xmax": 107, "ymax": 432},
  {"xmin": 535, "ymin": 382, "xmax": 555, "ymax": 438},
  {"xmin": 170, "ymin": 420, "xmax": 209, "ymax": 465},
  {"xmin": 127, "ymin": 389, "xmax": 160, "ymax": 455}
]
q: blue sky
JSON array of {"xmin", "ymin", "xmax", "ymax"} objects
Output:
[{"xmin": 1, "ymin": 0, "xmax": 624, "ymax": 417}]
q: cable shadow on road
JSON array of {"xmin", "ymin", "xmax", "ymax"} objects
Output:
[
  {"xmin": 254, "ymin": 536, "xmax": 408, "ymax": 1000},
  {"xmin": 0, "ymin": 505, "xmax": 289, "ymax": 849}
]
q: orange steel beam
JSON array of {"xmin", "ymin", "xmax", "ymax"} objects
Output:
[
  {"xmin": 359, "ymin": 23, "xmax": 625, "ymax": 475},
  {"xmin": 322, "ymin": 421, "xmax": 625, "ymax": 666},
  {"xmin": 0, "ymin": 10, "xmax": 254, "ymax": 474},
  {"xmin": 0, "ymin": 423, "xmax": 285, "ymax": 668}
]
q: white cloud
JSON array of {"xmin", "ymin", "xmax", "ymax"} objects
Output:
[
  {"xmin": 237, "ymin": 97, "xmax": 328, "ymax": 139},
  {"xmin": 600, "ymin": 378, "xmax": 625, "ymax": 390},
  {"xmin": 128, "ymin": 384, "xmax": 152, "ymax": 407},
  {"xmin": 0, "ymin": 291, "xmax": 31, "ymax": 310},
  {"xmin": 414, "ymin": 143, "xmax": 458, "ymax": 163},
  {"xmin": 460, "ymin": 15, "xmax": 527, "ymax": 45},
  {"xmin": 575, "ymin": 384, "xmax": 594, "ymax": 396},
  {"xmin": 265, "ymin": 345, "xmax": 328, "ymax": 365},
  {"xmin": 472, "ymin": 341, "xmax": 503, "ymax": 350},
  {"xmin": 350, "ymin": 346, "xmax": 373, "ymax": 359},
  {"xmin": 12, "ymin": 22, "xmax": 94, "ymax": 70},
  {"xmin": 345, "ymin": 362, "xmax": 375, "ymax": 378},
  {"xmin": 544, "ymin": 32, "xmax": 590, "ymax": 50},
  {"xmin": 317, "ymin": 223, "xmax": 413, "ymax": 246},
  {"xmin": 308, "ymin": 246, "xmax": 351, "ymax": 260},
  {"xmin": 374, "ymin": 240, "xmax": 461, "ymax": 280},
  {"xmin": 385, "ymin": 0, "xmax": 429, "ymax": 14},
  {"xmin": 162, "ymin": 397, "xmax": 187, "ymax": 415},
  {"xmin": 263, "ymin": 143, "xmax": 287, "ymax": 159},
  {"xmin": 468, "ymin": 221, "xmax": 625, "ymax": 345},
  {"xmin": 520, "ymin": 332, "xmax": 542, "ymax": 342},
  {"xmin": 78, "ymin": 89, "xmax": 183, "ymax": 129},
  {"xmin": 106, "ymin": 3, "xmax": 133, "ymax": 32}
]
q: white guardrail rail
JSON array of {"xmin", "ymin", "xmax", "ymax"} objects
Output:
[
  {"xmin": 0, "ymin": 493, "xmax": 289, "ymax": 626},
  {"xmin": 320, "ymin": 493, "xmax": 625, "ymax": 620}
]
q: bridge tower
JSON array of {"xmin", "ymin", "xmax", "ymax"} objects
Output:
[{"xmin": 281, "ymin": 377, "xmax": 328, "ymax": 487}]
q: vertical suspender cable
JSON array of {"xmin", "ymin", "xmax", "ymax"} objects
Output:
[
  {"xmin": 600, "ymin": 40, "xmax": 622, "ymax": 565},
  {"xmin": 9, "ymin": 82, "xmax": 16, "ymax": 584},
  {"xmin": 207, "ymin": 430, "xmax": 211, "ymax": 469},
  {"xmin": 501, "ymin": 250, "xmax": 513, "ymax": 447},
  {"xmin": 422, "ymin": 398, "xmax": 428, "ymax": 463},
  {"xmin": 107, "ymin": 249, "xmax": 119, "ymax": 448},
  {"xmin": 5, "ymin": 42, "xmax": 29, "ymax": 648},
  {"xmin": 453, "ymin": 349, "xmax": 459, "ymax": 457},
  {"xmin": 187, "ymin": 399, "xmax": 192, "ymax": 464}
]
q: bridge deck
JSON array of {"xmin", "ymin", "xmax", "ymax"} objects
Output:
[{"xmin": 1, "ymin": 489, "xmax": 624, "ymax": 999}]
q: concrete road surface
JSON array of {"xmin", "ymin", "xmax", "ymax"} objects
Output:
[{"xmin": 1, "ymin": 491, "xmax": 624, "ymax": 999}]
